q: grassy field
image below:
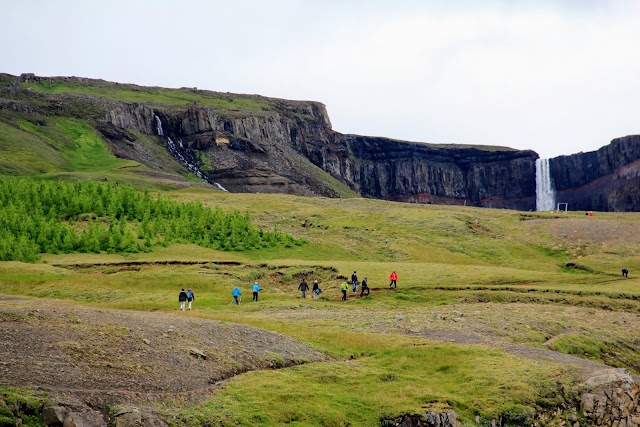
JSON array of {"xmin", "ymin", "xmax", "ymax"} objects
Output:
[
  {"xmin": 1, "ymin": 186, "xmax": 639, "ymax": 426},
  {"xmin": 20, "ymin": 79, "xmax": 276, "ymax": 114}
]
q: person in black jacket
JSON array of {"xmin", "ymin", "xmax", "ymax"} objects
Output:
[
  {"xmin": 298, "ymin": 278, "xmax": 309, "ymax": 299},
  {"xmin": 178, "ymin": 288, "xmax": 187, "ymax": 311},
  {"xmin": 351, "ymin": 271, "xmax": 358, "ymax": 293},
  {"xmin": 312, "ymin": 279, "xmax": 321, "ymax": 300},
  {"xmin": 360, "ymin": 277, "xmax": 370, "ymax": 297}
]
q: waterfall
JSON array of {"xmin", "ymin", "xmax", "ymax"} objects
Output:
[
  {"xmin": 154, "ymin": 116, "xmax": 164, "ymax": 136},
  {"xmin": 536, "ymin": 158, "xmax": 555, "ymax": 211},
  {"xmin": 154, "ymin": 115, "xmax": 229, "ymax": 192}
]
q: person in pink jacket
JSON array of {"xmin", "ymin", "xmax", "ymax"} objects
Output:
[{"xmin": 389, "ymin": 271, "xmax": 398, "ymax": 288}]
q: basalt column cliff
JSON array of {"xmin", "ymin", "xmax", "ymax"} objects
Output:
[
  {"xmin": 318, "ymin": 135, "xmax": 537, "ymax": 209},
  {"xmin": 550, "ymin": 136, "xmax": 640, "ymax": 211}
]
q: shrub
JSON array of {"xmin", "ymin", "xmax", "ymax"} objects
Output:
[{"xmin": 0, "ymin": 177, "xmax": 305, "ymax": 261}]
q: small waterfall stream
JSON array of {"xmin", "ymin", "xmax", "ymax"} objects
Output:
[
  {"xmin": 154, "ymin": 116, "xmax": 228, "ymax": 192},
  {"xmin": 536, "ymin": 158, "xmax": 555, "ymax": 211}
]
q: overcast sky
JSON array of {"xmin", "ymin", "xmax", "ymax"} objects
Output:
[{"xmin": 2, "ymin": 0, "xmax": 640, "ymax": 158}]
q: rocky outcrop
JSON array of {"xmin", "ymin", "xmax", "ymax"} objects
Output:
[
  {"xmin": 380, "ymin": 369, "xmax": 640, "ymax": 427},
  {"xmin": 381, "ymin": 410, "xmax": 461, "ymax": 427},
  {"xmin": 39, "ymin": 403, "xmax": 169, "ymax": 427},
  {"xmin": 550, "ymin": 136, "xmax": 640, "ymax": 211},
  {"xmin": 579, "ymin": 369, "xmax": 640, "ymax": 427}
]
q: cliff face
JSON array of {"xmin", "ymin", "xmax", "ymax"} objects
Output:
[
  {"xmin": 550, "ymin": 136, "xmax": 640, "ymax": 211},
  {"xmin": 313, "ymin": 135, "xmax": 537, "ymax": 209},
  {"xmin": 91, "ymin": 79, "xmax": 537, "ymax": 207},
  {"xmin": 113, "ymin": 102, "xmax": 339, "ymax": 196},
  {"xmin": 3, "ymin": 73, "xmax": 640, "ymax": 211}
]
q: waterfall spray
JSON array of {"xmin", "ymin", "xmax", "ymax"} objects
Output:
[{"xmin": 536, "ymin": 158, "xmax": 555, "ymax": 211}]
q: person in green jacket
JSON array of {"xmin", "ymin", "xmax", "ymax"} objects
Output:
[{"xmin": 340, "ymin": 281, "xmax": 349, "ymax": 301}]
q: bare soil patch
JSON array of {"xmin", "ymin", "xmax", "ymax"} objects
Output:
[
  {"xmin": 533, "ymin": 218, "xmax": 640, "ymax": 246},
  {"xmin": 0, "ymin": 298, "xmax": 328, "ymax": 407}
]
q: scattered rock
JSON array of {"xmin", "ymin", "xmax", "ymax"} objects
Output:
[
  {"xmin": 62, "ymin": 411, "xmax": 106, "ymax": 427},
  {"xmin": 141, "ymin": 414, "xmax": 169, "ymax": 427},
  {"xmin": 42, "ymin": 405, "xmax": 70, "ymax": 425},
  {"xmin": 189, "ymin": 348, "xmax": 207, "ymax": 360},
  {"xmin": 584, "ymin": 368, "xmax": 633, "ymax": 388},
  {"xmin": 114, "ymin": 407, "xmax": 141, "ymax": 427},
  {"xmin": 142, "ymin": 339, "xmax": 150, "ymax": 345}
]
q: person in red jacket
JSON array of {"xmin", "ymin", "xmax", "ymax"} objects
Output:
[{"xmin": 389, "ymin": 271, "xmax": 398, "ymax": 288}]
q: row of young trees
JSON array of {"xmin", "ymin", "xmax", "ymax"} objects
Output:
[{"xmin": 0, "ymin": 177, "xmax": 304, "ymax": 262}]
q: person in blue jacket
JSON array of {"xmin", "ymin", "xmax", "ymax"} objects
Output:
[
  {"xmin": 232, "ymin": 287, "xmax": 242, "ymax": 305},
  {"xmin": 252, "ymin": 282, "xmax": 261, "ymax": 301},
  {"xmin": 186, "ymin": 288, "xmax": 195, "ymax": 310}
]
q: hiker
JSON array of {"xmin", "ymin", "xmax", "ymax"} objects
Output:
[
  {"xmin": 252, "ymin": 282, "xmax": 261, "ymax": 301},
  {"xmin": 360, "ymin": 277, "xmax": 370, "ymax": 297},
  {"xmin": 351, "ymin": 271, "xmax": 358, "ymax": 293},
  {"xmin": 312, "ymin": 279, "xmax": 321, "ymax": 300},
  {"xmin": 622, "ymin": 268, "xmax": 629, "ymax": 278},
  {"xmin": 232, "ymin": 287, "xmax": 242, "ymax": 305},
  {"xmin": 178, "ymin": 288, "xmax": 187, "ymax": 311},
  {"xmin": 389, "ymin": 271, "xmax": 398, "ymax": 288},
  {"xmin": 186, "ymin": 288, "xmax": 195, "ymax": 310},
  {"xmin": 298, "ymin": 278, "xmax": 309, "ymax": 299},
  {"xmin": 340, "ymin": 280, "xmax": 349, "ymax": 301}
]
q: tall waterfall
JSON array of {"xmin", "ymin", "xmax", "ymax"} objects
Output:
[
  {"xmin": 536, "ymin": 158, "xmax": 555, "ymax": 211},
  {"xmin": 154, "ymin": 116, "xmax": 228, "ymax": 192}
]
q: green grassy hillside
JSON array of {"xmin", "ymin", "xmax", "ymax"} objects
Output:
[
  {"xmin": 0, "ymin": 109, "xmax": 203, "ymax": 186},
  {"xmin": 1, "ymin": 185, "xmax": 639, "ymax": 426}
]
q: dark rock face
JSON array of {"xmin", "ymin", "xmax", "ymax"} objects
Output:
[
  {"xmin": 313, "ymin": 134, "xmax": 538, "ymax": 209},
  {"xmin": 550, "ymin": 136, "xmax": 640, "ymax": 211},
  {"xmin": 149, "ymin": 104, "xmax": 338, "ymax": 196}
]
